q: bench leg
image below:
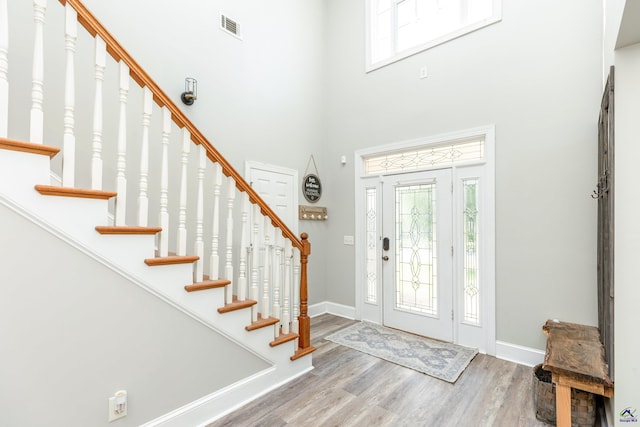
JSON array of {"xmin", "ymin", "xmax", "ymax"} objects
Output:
[{"xmin": 556, "ymin": 382, "xmax": 572, "ymax": 427}]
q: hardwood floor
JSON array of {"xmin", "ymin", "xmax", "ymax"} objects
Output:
[{"xmin": 208, "ymin": 315, "xmax": 548, "ymax": 427}]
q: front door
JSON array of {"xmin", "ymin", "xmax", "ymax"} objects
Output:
[{"xmin": 382, "ymin": 169, "xmax": 453, "ymax": 342}]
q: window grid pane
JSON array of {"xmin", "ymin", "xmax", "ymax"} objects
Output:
[
  {"xmin": 369, "ymin": 0, "xmax": 499, "ymax": 68},
  {"xmin": 365, "ymin": 188, "xmax": 378, "ymax": 303},
  {"xmin": 463, "ymin": 179, "xmax": 480, "ymax": 324},
  {"xmin": 395, "ymin": 183, "xmax": 437, "ymax": 316},
  {"xmin": 365, "ymin": 137, "xmax": 484, "ymax": 175}
]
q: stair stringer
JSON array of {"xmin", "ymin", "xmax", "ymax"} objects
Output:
[{"xmin": 0, "ymin": 148, "xmax": 313, "ymax": 424}]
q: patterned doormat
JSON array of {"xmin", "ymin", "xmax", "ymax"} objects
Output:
[{"xmin": 326, "ymin": 322, "xmax": 478, "ymax": 383}]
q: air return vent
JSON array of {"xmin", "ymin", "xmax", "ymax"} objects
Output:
[{"xmin": 220, "ymin": 13, "xmax": 242, "ymax": 39}]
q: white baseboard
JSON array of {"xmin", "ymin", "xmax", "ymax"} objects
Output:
[
  {"xmin": 142, "ymin": 364, "xmax": 313, "ymax": 427},
  {"xmin": 495, "ymin": 340, "xmax": 545, "ymax": 367},
  {"xmin": 309, "ymin": 301, "xmax": 356, "ymax": 319}
]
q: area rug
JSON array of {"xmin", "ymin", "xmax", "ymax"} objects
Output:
[{"xmin": 325, "ymin": 321, "xmax": 478, "ymax": 383}]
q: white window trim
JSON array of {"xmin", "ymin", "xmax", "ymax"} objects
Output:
[
  {"xmin": 365, "ymin": 0, "xmax": 502, "ymax": 72},
  {"xmin": 354, "ymin": 125, "xmax": 496, "ymax": 355}
]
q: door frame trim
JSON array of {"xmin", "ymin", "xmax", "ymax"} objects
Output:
[{"xmin": 354, "ymin": 125, "xmax": 496, "ymax": 355}]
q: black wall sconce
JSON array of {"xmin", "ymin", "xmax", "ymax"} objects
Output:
[{"xmin": 181, "ymin": 77, "xmax": 197, "ymax": 105}]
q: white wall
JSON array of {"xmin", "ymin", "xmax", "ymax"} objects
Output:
[
  {"xmin": 5, "ymin": 0, "xmax": 328, "ymax": 304},
  {"xmin": 81, "ymin": 0, "xmax": 330, "ymax": 306},
  {"xmin": 322, "ymin": 0, "xmax": 603, "ymax": 350},
  {"xmin": 0, "ymin": 203, "xmax": 268, "ymax": 427},
  {"xmin": 611, "ymin": 41, "xmax": 640, "ymax": 427}
]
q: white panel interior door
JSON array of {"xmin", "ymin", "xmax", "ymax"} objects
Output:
[
  {"xmin": 245, "ymin": 162, "xmax": 298, "ymax": 235},
  {"xmin": 382, "ymin": 168, "xmax": 453, "ymax": 342}
]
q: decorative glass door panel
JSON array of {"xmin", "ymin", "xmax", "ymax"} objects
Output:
[{"xmin": 382, "ymin": 169, "xmax": 453, "ymax": 342}]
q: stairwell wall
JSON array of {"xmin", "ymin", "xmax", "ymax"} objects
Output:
[
  {"xmin": 0, "ymin": 202, "xmax": 269, "ymax": 427},
  {"xmin": 79, "ymin": 0, "xmax": 329, "ymax": 305}
]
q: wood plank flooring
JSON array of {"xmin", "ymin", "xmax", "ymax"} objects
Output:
[{"xmin": 208, "ymin": 315, "xmax": 548, "ymax": 427}]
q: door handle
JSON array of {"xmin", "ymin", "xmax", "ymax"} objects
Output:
[
  {"xmin": 382, "ymin": 256, "xmax": 389, "ymax": 261},
  {"xmin": 383, "ymin": 237, "xmax": 390, "ymax": 251}
]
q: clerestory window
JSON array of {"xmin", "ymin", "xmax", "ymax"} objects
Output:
[{"xmin": 367, "ymin": 0, "xmax": 501, "ymax": 71}]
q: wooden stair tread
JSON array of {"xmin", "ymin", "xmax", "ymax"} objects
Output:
[
  {"xmin": 184, "ymin": 279, "xmax": 231, "ymax": 292},
  {"xmin": 144, "ymin": 255, "xmax": 199, "ymax": 266},
  {"xmin": 290, "ymin": 345, "xmax": 317, "ymax": 361},
  {"xmin": 95, "ymin": 226, "xmax": 162, "ymax": 235},
  {"xmin": 246, "ymin": 315, "xmax": 279, "ymax": 331},
  {"xmin": 218, "ymin": 298, "xmax": 257, "ymax": 314},
  {"xmin": 0, "ymin": 137, "xmax": 60, "ymax": 158},
  {"xmin": 270, "ymin": 332, "xmax": 298, "ymax": 347},
  {"xmin": 35, "ymin": 185, "xmax": 116, "ymax": 200}
]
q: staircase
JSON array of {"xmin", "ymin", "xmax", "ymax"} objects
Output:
[{"xmin": 0, "ymin": 0, "xmax": 314, "ymax": 425}]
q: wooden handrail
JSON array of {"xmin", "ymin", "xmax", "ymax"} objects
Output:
[{"xmin": 59, "ymin": 0, "xmax": 303, "ymax": 251}]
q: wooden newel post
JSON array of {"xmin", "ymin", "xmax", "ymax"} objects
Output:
[
  {"xmin": 298, "ymin": 233, "xmax": 312, "ymax": 350},
  {"xmin": 289, "ymin": 233, "xmax": 317, "ymax": 361}
]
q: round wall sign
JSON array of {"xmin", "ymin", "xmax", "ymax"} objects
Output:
[{"xmin": 303, "ymin": 174, "xmax": 322, "ymax": 203}]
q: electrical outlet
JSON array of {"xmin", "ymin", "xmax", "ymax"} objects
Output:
[
  {"xmin": 344, "ymin": 235, "xmax": 355, "ymax": 245},
  {"xmin": 419, "ymin": 66, "xmax": 428, "ymax": 79},
  {"xmin": 108, "ymin": 390, "xmax": 127, "ymax": 422}
]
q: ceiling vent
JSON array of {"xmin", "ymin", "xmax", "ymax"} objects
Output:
[{"xmin": 220, "ymin": 13, "xmax": 242, "ymax": 40}]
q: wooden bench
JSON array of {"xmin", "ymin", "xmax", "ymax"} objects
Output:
[{"xmin": 542, "ymin": 320, "xmax": 613, "ymax": 427}]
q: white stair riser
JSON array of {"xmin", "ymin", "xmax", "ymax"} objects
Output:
[{"xmin": 0, "ymin": 151, "xmax": 54, "ymax": 194}]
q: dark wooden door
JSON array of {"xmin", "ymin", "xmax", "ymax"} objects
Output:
[{"xmin": 596, "ymin": 66, "xmax": 614, "ymax": 377}]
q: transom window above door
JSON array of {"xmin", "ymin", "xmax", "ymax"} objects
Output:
[
  {"xmin": 367, "ymin": 0, "xmax": 502, "ymax": 70},
  {"xmin": 363, "ymin": 136, "xmax": 484, "ymax": 175}
]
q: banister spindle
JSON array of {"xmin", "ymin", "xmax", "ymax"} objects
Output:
[
  {"xmin": 194, "ymin": 145, "xmax": 206, "ymax": 282},
  {"xmin": 114, "ymin": 62, "xmax": 129, "ymax": 226},
  {"xmin": 209, "ymin": 163, "xmax": 222, "ymax": 280},
  {"xmin": 62, "ymin": 3, "xmax": 76, "ymax": 187},
  {"xmin": 237, "ymin": 193, "xmax": 249, "ymax": 301},
  {"xmin": 157, "ymin": 106, "xmax": 171, "ymax": 257},
  {"xmin": 282, "ymin": 239, "xmax": 292, "ymax": 334},
  {"xmin": 0, "ymin": 0, "xmax": 8, "ymax": 137},
  {"xmin": 90, "ymin": 36, "xmax": 106, "ymax": 190},
  {"xmin": 137, "ymin": 87, "xmax": 152, "ymax": 227},
  {"xmin": 224, "ymin": 177, "xmax": 236, "ymax": 304},
  {"xmin": 272, "ymin": 231, "xmax": 283, "ymax": 327},
  {"xmin": 30, "ymin": 0, "xmax": 46, "ymax": 144},
  {"xmin": 291, "ymin": 246, "xmax": 300, "ymax": 346},
  {"xmin": 176, "ymin": 128, "xmax": 190, "ymax": 256},
  {"xmin": 262, "ymin": 217, "xmax": 271, "ymax": 319},
  {"xmin": 250, "ymin": 203, "xmax": 261, "ymax": 322}
]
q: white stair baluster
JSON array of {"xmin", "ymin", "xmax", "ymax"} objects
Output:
[
  {"xmin": 272, "ymin": 230, "xmax": 282, "ymax": 329},
  {"xmin": 30, "ymin": 0, "xmax": 46, "ymax": 144},
  {"xmin": 209, "ymin": 163, "xmax": 222, "ymax": 280},
  {"xmin": 292, "ymin": 246, "xmax": 301, "ymax": 345},
  {"xmin": 250, "ymin": 203, "xmax": 261, "ymax": 322},
  {"xmin": 282, "ymin": 239, "xmax": 292, "ymax": 334},
  {"xmin": 237, "ymin": 193, "xmax": 249, "ymax": 301},
  {"xmin": 262, "ymin": 217, "xmax": 271, "ymax": 319},
  {"xmin": 62, "ymin": 4, "xmax": 76, "ymax": 187},
  {"xmin": 224, "ymin": 177, "xmax": 236, "ymax": 304},
  {"xmin": 114, "ymin": 62, "xmax": 129, "ymax": 226},
  {"xmin": 90, "ymin": 36, "xmax": 106, "ymax": 190},
  {"xmin": 194, "ymin": 145, "xmax": 206, "ymax": 282},
  {"xmin": 0, "ymin": 0, "xmax": 8, "ymax": 137},
  {"xmin": 177, "ymin": 129, "xmax": 190, "ymax": 256},
  {"xmin": 137, "ymin": 87, "xmax": 152, "ymax": 227},
  {"xmin": 158, "ymin": 106, "xmax": 171, "ymax": 257}
]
